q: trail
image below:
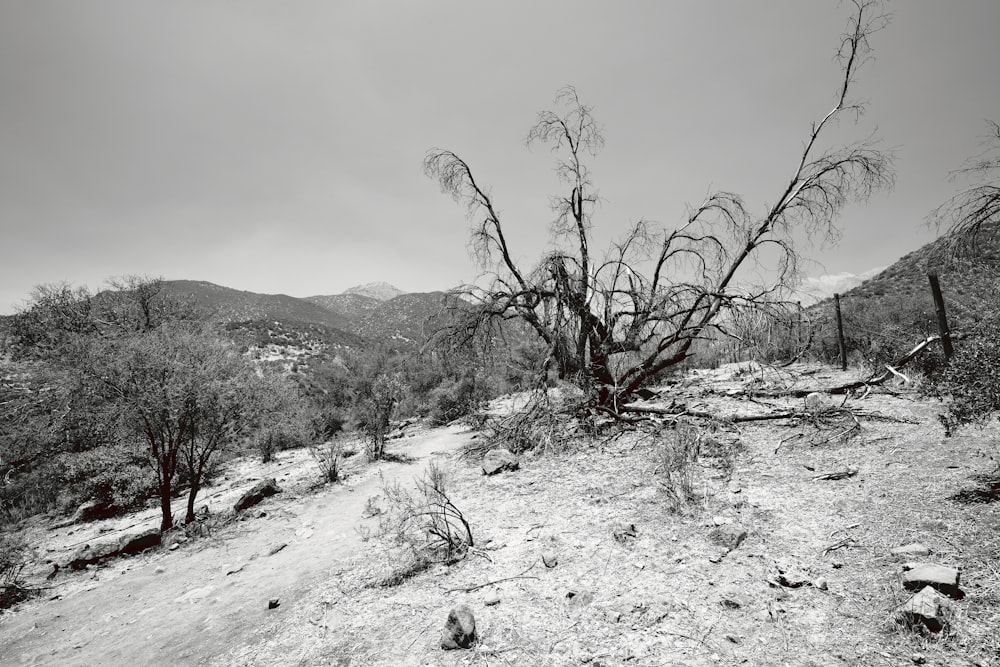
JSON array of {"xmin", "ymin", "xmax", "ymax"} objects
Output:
[{"xmin": 0, "ymin": 425, "xmax": 474, "ymax": 667}]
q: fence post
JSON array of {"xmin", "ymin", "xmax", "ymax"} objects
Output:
[
  {"xmin": 834, "ymin": 293, "xmax": 847, "ymax": 371},
  {"xmin": 927, "ymin": 273, "xmax": 954, "ymax": 359}
]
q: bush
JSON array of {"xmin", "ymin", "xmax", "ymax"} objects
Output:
[
  {"xmin": 657, "ymin": 418, "xmax": 702, "ymax": 511},
  {"xmin": 58, "ymin": 443, "xmax": 158, "ymax": 515},
  {"xmin": 929, "ymin": 313, "xmax": 1000, "ymax": 436},
  {"xmin": 428, "ymin": 374, "xmax": 489, "ymax": 426},
  {"xmin": 0, "ymin": 531, "xmax": 31, "ymax": 611},
  {"xmin": 310, "ymin": 440, "xmax": 344, "ymax": 483}
]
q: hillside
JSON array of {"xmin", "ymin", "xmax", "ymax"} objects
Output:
[
  {"xmin": 357, "ymin": 291, "xmax": 467, "ymax": 348},
  {"xmin": 304, "ymin": 292, "xmax": 381, "ymax": 325},
  {"xmin": 807, "ymin": 222, "xmax": 1000, "ymax": 331}
]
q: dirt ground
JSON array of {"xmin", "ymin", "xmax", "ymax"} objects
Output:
[
  {"xmin": 2, "ymin": 362, "xmax": 999, "ymax": 667},
  {"xmin": 0, "ymin": 424, "xmax": 475, "ymax": 666}
]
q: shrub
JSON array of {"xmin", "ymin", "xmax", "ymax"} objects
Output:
[
  {"xmin": 657, "ymin": 418, "xmax": 702, "ymax": 511},
  {"xmin": 377, "ymin": 462, "xmax": 473, "ymax": 565},
  {"xmin": 0, "ymin": 531, "xmax": 31, "ymax": 611},
  {"xmin": 428, "ymin": 374, "xmax": 489, "ymax": 426},
  {"xmin": 929, "ymin": 313, "xmax": 1000, "ymax": 436},
  {"xmin": 310, "ymin": 440, "xmax": 344, "ymax": 483}
]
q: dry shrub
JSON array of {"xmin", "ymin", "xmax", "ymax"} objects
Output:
[
  {"xmin": 309, "ymin": 440, "xmax": 344, "ymax": 483},
  {"xmin": 485, "ymin": 389, "xmax": 575, "ymax": 455},
  {"xmin": 0, "ymin": 532, "xmax": 32, "ymax": 612},
  {"xmin": 365, "ymin": 462, "xmax": 473, "ymax": 587},
  {"xmin": 656, "ymin": 418, "xmax": 702, "ymax": 511}
]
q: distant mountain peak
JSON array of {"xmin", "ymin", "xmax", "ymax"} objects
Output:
[{"xmin": 341, "ymin": 282, "xmax": 406, "ymax": 302}]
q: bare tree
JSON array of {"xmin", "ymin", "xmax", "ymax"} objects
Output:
[
  {"xmin": 932, "ymin": 119, "xmax": 1000, "ymax": 261},
  {"xmin": 425, "ymin": 1, "xmax": 892, "ymax": 412}
]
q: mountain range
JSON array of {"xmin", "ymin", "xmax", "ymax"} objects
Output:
[{"xmin": 161, "ymin": 280, "xmax": 462, "ymax": 352}]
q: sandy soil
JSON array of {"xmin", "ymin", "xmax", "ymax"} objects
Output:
[{"xmin": 0, "ymin": 424, "xmax": 475, "ymax": 666}]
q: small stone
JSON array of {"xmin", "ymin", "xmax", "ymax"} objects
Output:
[
  {"xmin": 542, "ymin": 552, "xmax": 559, "ymax": 568},
  {"xmin": 268, "ymin": 598, "xmax": 280, "ymax": 610},
  {"xmin": 441, "ymin": 605, "xmax": 476, "ymax": 650},
  {"xmin": 712, "ymin": 515, "xmax": 730, "ymax": 526},
  {"xmin": 154, "ymin": 566, "xmax": 166, "ymax": 574},
  {"xmin": 897, "ymin": 586, "xmax": 947, "ymax": 633},
  {"xmin": 911, "ymin": 654, "xmax": 926, "ymax": 665},
  {"xmin": 169, "ymin": 543, "xmax": 179, "ymax": 551},
  {"xmin": 483, "ymin": 592, "xmax": 500, "ymax": 606},
  {"xmin": 482, "ymin": 448, "xmax": 519, "ymax": 476},
  {"xmin": 711, "ymin": 524, "xmax": 748, "ymax": 551},
  {"xmin": 813, "ymin": 577, "xmax": 828, "ymax": 590},
  {"xmin": 891, "ymin": 543, "xmax": 931, "ymax": 557},
  {"xmin": 902, "ymin": 563, "xmax": 962, "ymax": 599}
]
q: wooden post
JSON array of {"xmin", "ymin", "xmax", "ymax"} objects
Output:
[
  {"xmin": 834, "ymin": 293, "xmax": 847, "ymax": 371},
  {"xmin": 927, "ymin": 273, "xmax": 954, "ymax": 359},
  {"xmin": 796, "ymin": 300, "xmax": 802, "ymax": 348}
]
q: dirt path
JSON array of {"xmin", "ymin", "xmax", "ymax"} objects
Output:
[{"xmin": 0, "ymin": 424, "xmax": 475, "ymax": 667}]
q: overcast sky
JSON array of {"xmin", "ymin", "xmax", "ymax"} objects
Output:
[{"xmin": 1, "ymin": 1, "xmax": 998, "ymax": 314}]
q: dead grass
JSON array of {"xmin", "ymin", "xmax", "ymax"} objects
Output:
[{"xmin": 201, "ymin": 362, "xmax": 1000, "ymax": 666}]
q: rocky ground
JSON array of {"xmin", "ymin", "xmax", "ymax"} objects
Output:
[{"xmin": 1, "ymin": 362, "xmax": 999, "ymax": 666}]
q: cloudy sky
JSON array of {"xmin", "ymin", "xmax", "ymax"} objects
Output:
[{"xmin": 2, "ymin": 1, "xmax": 998, "ymax": 313}]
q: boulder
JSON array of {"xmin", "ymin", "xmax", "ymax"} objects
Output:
[
  {"xmin": 118, "ymin": 528, "xmax": 161, "ymax": 555},
  {"xmin": 902, "ymin": 563, "xmax": 962, "ymax": 599},
  {"xmin": 234, "ymin": 478, "xmax": 282, "ymax": 513},
  {"xmin": 897, "ymin": 586, "xmax": 947, "ymax": 633},
  {"xmin": 441, "ymin": 605, "xmax": 477, "ymax": 650},
  {"xmin": 711, "ymin": 523, "xmax": 748, "ymax": 551},
  {"xmin": 67, "ymin": 540, "xmax": 120, "ymax": 570},
  {"xmin": 482, "ymin": 449, "xmax": 519, "ymax": 476}
]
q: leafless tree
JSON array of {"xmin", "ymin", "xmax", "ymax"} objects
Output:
[
  {"xmin": 425, "ymin": 1, "xmax": 892, "ymax": 413},
  {"xmin": 932, "ymin": 119, "xmax": 1000, "ymax": 261}
]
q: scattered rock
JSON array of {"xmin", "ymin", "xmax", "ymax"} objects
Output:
[
  {"xmin": 67, "ymin": 540, "xmax": 120, "ymax": 570},
  {"xmin": 612, "ymin": 523, "xmax": 638, "ymax": 543},
  {"xmin": 891, "ymin": 543, "xmax": 931, "ymax": 557},
  {"xmin": 710, "ymin": 524, "xmax": 748, "ymax": 551},
  {"xmin": 267, "ymin": 543, "xmax": 288, "ymax": 556},
  {"xmin": 441, "ymin": 605, "xmax": 476, "ymax": 650},
  {"xmin": 169, "ymin": 543, "xmax": 179, "ymax": 551},
  {"xmin": 902, "ymin": 563, "xmax": 963, "ymax": 599},
  {"xmin": 154, "ymin": 566, "xmax": 166, "ymax": 574},
  {"xmin": 772, "ymin": 561, "xmax": 811, "ymax": 588},
  {"xmin": 483, "ymin": 592, "xmax": 500, "ymax": 606},
  {"xmin": 117, "ymin": 528, "xmax": 161, "ymax": 555},
  {"xmin": 897, "ymin": 586, "xmax": 947, "ymax": 633},
  {"xmin": 813, "ymin": 577, "xmax": 828, "ymax": 591},
  {"xmin": 234, "ymin": 478, "xmax": 282, "ymax": 513},
  {"xmin": 482, "ymin": 448, "xmax": 519, "ymax": 476},
  {"xmin": 720, "ymin": 589, "xmax": 746, "ymax": 609},
  {"xmin": 712, "ymin": 515, "xmax": 730, "ymax": 526},
  {"xmin": 268, "ymin": 598, "xmax": 280, "ymax": 610},
  {"xmin": 542, "ymin": 552, "xmax": 559, "ymax": 568}
]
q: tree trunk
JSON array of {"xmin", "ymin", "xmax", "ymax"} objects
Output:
[
  {"xmin": 184, "ymin": 479, "xmax": 200, "ymax": 524},
  {"xmin": 159, "ymin": 478, "xmax": 173, "ymax": 532}
]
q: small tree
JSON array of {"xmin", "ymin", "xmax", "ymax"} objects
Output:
[
  {"xmin": 358, "ymin": 373, "xmax": 407, "ymax": 461},
  {"xmin": 87, "ymin": 325, "xmax": 260, "ymax": 529},
  {"xmin": 425, "ymin": 1, "xmax": 892, "ymax": 413}
]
